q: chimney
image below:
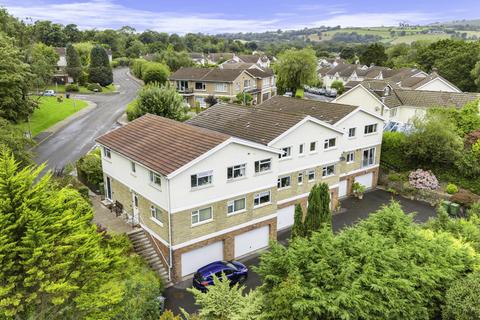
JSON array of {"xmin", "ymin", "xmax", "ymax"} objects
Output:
[{"xmin": 431, "ymin": 67, "xmax": 438, "ymax": 76}]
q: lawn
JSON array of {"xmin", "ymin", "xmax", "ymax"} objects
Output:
[
  {"xmin": 46, "ymin": 84, "xmax": 116, "ymax": 94},
  {"xmin": 18, "ymin": 96, "xmax": 88, "ymax": 137}
]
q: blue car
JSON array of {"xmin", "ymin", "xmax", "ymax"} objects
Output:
[{"xmin": 193, "ymin": 260, "xmax": 248, "ymax": 292}]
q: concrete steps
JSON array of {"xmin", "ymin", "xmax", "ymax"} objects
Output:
[{"xmin": 127, "ymin": 229, "xmax": 172, "ymax": 287}]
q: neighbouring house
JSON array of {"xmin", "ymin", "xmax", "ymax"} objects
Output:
[
  {"xmin": 334, "ymin": 81, "xmax": 480, "ymax": 124},
  {"xmin": 168, "ymin": 67, "xmax": 276, "ymax": 108},
  {"xmin": 219, "ymin": 62, "xmax": 260, "ymax": 70},
  {"xmin": 220, "ymin": 54, "xmax": 272, "ymax": 69},
  {"xmin": 189, "ymin": 53, "xmax": 206, "ymax": 65},
  {"xmin": 53, "ymin": 47, "xmax": 112, "ymax": 84},
  {"xmin": 206, "ymin": 53, "xmax": 234, "ymax": 65},
  {"xmin": 398, "ymin": 70, "xmax": 461, "ymax": 92},
  {"xmin": 96, "ymin": 96, "xmax": 384, "ymax": 283}
]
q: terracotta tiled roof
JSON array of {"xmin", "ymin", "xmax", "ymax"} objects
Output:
[
  {"xmin": 169, "ymin": 67, "xmax": 245, "ymax": 82},
  {"xmin": 96, "ymin": 114, "xmax": 230, "ymax": 176}
]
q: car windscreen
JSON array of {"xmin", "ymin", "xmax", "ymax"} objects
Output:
[{"xmin": 222, "ymin": 261, "xmax": 238, "ymax": 270}]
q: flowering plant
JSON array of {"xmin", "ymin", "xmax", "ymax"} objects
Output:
[{"xmin": 408, "ymin": 169, "xmax": 439, "ymax": 190}]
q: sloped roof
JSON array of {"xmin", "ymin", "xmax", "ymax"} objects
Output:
[
  {"xmin": 96, "ymin": 114, "xmax": 230, "ymax": 176},
  {"xmin": 237, "ymin": 55, "xmax": 261, "ymax": 63},
  {"xmin": 207, "ymin": 53, "xmax": 234, "ymax": 63},
  {"xmin": 169, "ymin": 67, "xmax": 246, "ymax": 82},
  {"xmin": 246, "ymin": 68, "xmax": 274, "ymax": 78},
  {"xmin": 393, "ymin": 89, "xmax": 480, "ymax": 108},
  {"xmin": 221, "ymin": 62, "xmax": 256, "ymax": 69}
]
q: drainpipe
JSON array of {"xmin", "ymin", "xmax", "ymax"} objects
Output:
[{"xmin": 167, "ymin": 178, "xmax": 173, "ymax": 282}]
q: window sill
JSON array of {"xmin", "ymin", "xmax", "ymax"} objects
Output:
[
  {"xmin": 309, "ymin": 151, "xmax": 318, "ymax": 155},
  {"xmin": 149, "ymin": 183, "xmax": 162, "ymax": 191},
  {"xmin": 298, "ymin": 154, "xmax": 306, "ymax": 158},
  {"xmin": 364, "ymin": 132, "xmax": 378, "ymax": 137},
  {"xmin": 279, "ymin": 156, "xmax": 292, "ymax": 161},
  {"xmin": 227, "ymin": 176, "xmax": 247, "ymax": 183},
  {"xmin": 324, "ymin": 147, "xmax": 338, "ymax": 152},
  {"xmin": 254, "ymin": 170, "xmax": 272, "ymax": 177},
  {"xmin": 347, "ymin": 136, "xmax": 357, "ymax": 140},
  {"xmin": 253, "ymin": 202, "xmax": 271, "ymax": 209},
  {"xmin": 227, "ymin": 209, "xmax": 247, "ymax": 216},
  {"xmin": 322, "ymin": 174, "xmax": 335, "ymax": 179},
  {"xmin": 278, "ymin": 186, "xmax": 291, "ymax": 191},
  {"xmin": 191, "ymin": 218, "xmax": 213, "ymax": 228},
  {"xmin": 150, "ymin": 217, "xmax": 164, "ymax": 227},
  {"xmin": 103, "ymin": 157, "xmax": 112, "ymax": 163},
  {"xmin": 346, "ymin": 161, "xmax": 355, "ymax": 164},
  {"xmin": 191, "ymin": 184, "xmax": 214, "ymax": 192},
  {"xmin": 130, "ymin": 172, "xmax": 137, "ymax": 177}
]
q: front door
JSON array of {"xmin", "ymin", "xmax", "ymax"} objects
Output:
[{"xmin": 132, "ymin": 193, "xmax": 139, "ymax": 225}]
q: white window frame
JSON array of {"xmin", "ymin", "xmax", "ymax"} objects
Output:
[
  {"xmin": 254, "ymin": 158, "xmax": 272, "ymax": 173},
  {"xmin": 364, "ymin": 124, "xmax": 378, "ymax": 135},
  {"xmin": 103, "ymin": 146, "xmax": 111, "ymax": 159},
  {"xmin": 279, "ymin": 146, "xmax": 292, "ymax": 159},
  {"xmin": 131, "ymin": 161, "xmax": 136, "ymax": 174},
  {"xmin": 362, "ymin": 147, "xmax": 376, "ymax": 167},
  {"xmin": 243, "ymin": 79, "xmax": 251, "ymax": 89},
  {"xmin": 389, "ymin": 108, "xmax": 397, "ymax": 117},
  {"xmin": 195, "ymin": 82, "xmax": 206, "ymax": 91},
  {"xmin": 322, "ymin": 164, "xmax": 335, "ymax": 178},
  {"xmin": 309, "ymin": 141, "xmax": 317, "ymax": 153},
  {"xmin": 299, "ymin": 143, "xmax": 305, "ymax": 155},
  {"xmin": 277, "ymin": 175, "xmax": 291, "ymax": 190},
  {"xmin": 307, "ymin": 169, "xmax": 316, "ymax": 182},
  {"xmin": 215, "ymin": 82, "xmax": 228, "ymax": 93},
  {"xmin": 191, "ymin": 170, "xmax": 213, "ymax": 189},
  {"xmin": 254, "ymin": 191, "xmax": 271, "ymax": 208},
  {"xmin": 150, "ymin": 205, "xmax": 163, "ymax": 226},
  {"xmin": 297, "ymin": 172, "xmax": 304, "ymax": 185},
  {"xmin": 227, "ymin": 163, "xmax": 246, "ymax": 180},
  {"xmin": 323, "ymin": 138, "xmax": 336, "ymax": 150},
  {"xmin": 191, "ymin": 207, "xmax": 213, "ymax": 226},
  {"xmin": 149, "ymin": 171, "xmax": 162, "ymax": 188},
  {"xmin": 348, "ymin": 127, "xmax": 356, "ymax": 138},
  {"xmin": 227, "ymin": 197, "xmax": 246, "ymax": 215},
  {"xmin": 346, "ymin": 151, "xmax": 355, "ymax": 164}
]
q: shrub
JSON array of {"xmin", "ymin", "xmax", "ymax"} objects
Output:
[
  {"xmin": 235, "ymin": 92, "xmax": 253, "ymax": 105},
  {"xmin": 330, "ymin": 80, "xmax": 345, "ymax": 94},
  {"xmin": 204, "ymin": 95, "xmax": 218, "ymax": 107},
  {"xmin": 65, "ymin": 84, "xmax": 79, "ymax": 92},
  {"xmin": 126, "ymin": 99, "xmax": 139, "ymax": 121},
  {"xmin": 87, "ymin": 83, "xmax": 103, "ymax": 92},
  {"xmin": 381, "ymin": 131, "xmax": 409, "ymax": 170},
  {"xmin": 76, "ymin": 148, "xmax": 103, "ymax": 192},
  {"xmin": 218, "ymin": 96, "xmax": 231, "ymax": 103},
  {"xmin": 408, "ymin": 169, "xmax": 439, "ymax": 190},
  {"xmin": 446, "ymin": 183, "xmax": 459, "ymax": 194},
  {"xmin": 450, "ymin": 189, "xmax": 480, "ymax": 207},
  {"xmin": 112, "ymin": 57, "xmax": 130, "ymax": 68},
  {"xmin": 443, "ymin": 271, "xmax": 480, "ymax": 320},
  {"xmin": 142, "ymin": 62, "xmax": 170, "ymax": 84},
  {"xmin": 88, "ymin": 45, "xmax": 113, "ymax": 86},
  {"xmin": 133, "ymin": 83, "xmax": 187, "ymax": 121},
  {"xmin": 388, "ymin": 172, "xmax": 408, "ymax": 182},
  {"xmin": 131, "ymin": 58, "xmax": 148, "ymax": 79}
]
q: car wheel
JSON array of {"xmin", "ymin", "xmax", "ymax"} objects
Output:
[{"xmin": 237, "ymin": 275, "xmax": 247, "ymax": 285}]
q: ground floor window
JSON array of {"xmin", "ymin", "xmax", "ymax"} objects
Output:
[
  {"xmin": 227, "ymin": 197, "xmax": 246, "ymax": 215},
  {"xmin": 191, "ymin": 207, "xmax": 213, "ymax": 225},
  {"xmin": 254, "ymin": 191, "xmax": 271, "ymax": 207}
]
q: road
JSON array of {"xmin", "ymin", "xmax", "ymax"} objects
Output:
[
  {"xmin": 165, "ymin": 189, "xmax": 437, "ymax": 315},
  {"xmin": 33, "ymin": 68, "xmax": 140, "ymax": 172},
  {"xmin": 304, "ymin": 92, "xmax": 334, "ymax": 102}
]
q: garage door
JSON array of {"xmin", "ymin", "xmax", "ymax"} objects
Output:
[
  {"xmin": 277, "ymin": 205, "xmax": 295, "ymax": 230},
  {"xmin": 355, "ymin": 173, "xmax": 373, "ymax": 189},
  {"xmin": 234, "ymin": 226, "xmax": 269, "ymax": 258},
  {"xmin": 338, "ymin": 180, "xmax": 348, "ymax": 198},
  {"xmin": 181, "ymin": 241, "xmax": 223, "ymax": 277}
]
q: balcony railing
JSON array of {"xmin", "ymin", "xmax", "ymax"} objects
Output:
[{"xmin": 177, "ymin": 87, "xmax": 193, "ymax": 94}]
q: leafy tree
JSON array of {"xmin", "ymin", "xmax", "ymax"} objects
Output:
[
  {"xmin": 0, "ymin": 34, "xmax": 36, "ymax": 122},
  {"xmin": 186, "ymin": 275, "xmax": 262, "ymax": 320},
  {"xmin": 443, "ymin": 271, "xmax": 480, "ymax": 320},
  {"xmin": 28, "ymin": 42, "xmax": 59, "ymax": 92},
  {"xmin": 76, "ymin": 147, "xmax": 103, "ymax": 190},
  {"xmin": 66, "ymin": 43, "xmax": 82, "ymax": 82},
  {"xmin": 380, "ymin": 131, "xmax": 409, "ymax": 170},
  {"xmin": 359, "ymin": 43, "xmax": 387, "ymax": 66},
  {"xmin": 291, "ymin": 203, "xmax": 304, "ymax": 238},
  {"xmin": 256, "ymin": 202, "xmax": 477, "ymax": 320},
  {"xmin": 89, "ymin": 45, "xmax": 113, "ymax": 86},
  {"xmin": 330, "ymin": 80, "xmax": 345, "ymax": 94},
  {"xmin": 160, "ymin": 310, "xmax": 182, "ymax": 320},
  {"xmin": 317, "ymin": 183, "xmax": 332, "ymax": 229},
  {"xmin": 32, "ymin": 20, "xmax": 67, "ymax": 47},
  {"xmin": 0, "ymin": 149, "xmax": 162, "ymax": 319},
  {"xmin": 125, "ymin": 39, "xmax": 145, "ymax": 58},
  {"xmin": 303, "ymin": 183, "xmax": 332, "ymax": 236},
  {"xmin": 94, "ymin": 29, "xmax": 124, "ymax": 57},
  {"xmin": 472, "ymin": 59, "xmax": 480, "ymax": 91},
  {"xmin": 131, "ymin": 83, "xmax": 188, "ymax": 121},
  {"xmin": 272, "ymin": 48, "xmax": 317, "ymax": 93},
  {"xmin": 63, "ymin": 24, "xmax": 82, "ymax": 43},
  {"xmin": 204, "ymin": 95, "xmax": 218, "ymax": 107},
  {"xmin": 74, "ymin": 41, "xmax": 95, "ymax": 66},
  {"xmin": 339, "ymin": 47, "xmax": 355, "ymax": 60},
  {"xmin": 235, "ymin": 92, "xmax": 253, "ymax": 105},
  {"xmin": 154, "ymin": 45, "xmax": 194, "ymax": 71},
  {"xmin": 142, "ymin": 62, "xmax": 170, "ymax": 85},
  {"xmin": 0, "ymin": 118, "xmax": 34, "ymax": 167}
]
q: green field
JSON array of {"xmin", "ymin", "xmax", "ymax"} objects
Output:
[
  {"xmin": 17, "ymin": 96, "xmax": 88, "ymax": 137},
  {"xmin": 390, "ymin": 33, "xmax": 451, "ymax": 44},
  {"xmin": 46, "ymin": 84, "xmax": 116, "ymax": 94}
]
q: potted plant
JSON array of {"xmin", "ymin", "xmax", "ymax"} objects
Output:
[{"xmin": 352, "ymin": 182, "xmax": 366, "ymax": 200}]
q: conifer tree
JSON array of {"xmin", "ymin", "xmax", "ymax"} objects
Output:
[
  {"xmin": 291, "ymin": 203, "xmax": 304, "ymax": 238},
  {"xmin": 88, "ymin": 45, "xmax": 113, "ymax": 86},
  {"xmin": 304, "ymin": 184, "xmax": 320, "ymax": 236},
  {"xmin": 66, "ymin": 43, "xmax": 82, "ymax": 82},
  {"xmin": 317, "ymin": 182, "xmax": 332, "ymax": 230}
]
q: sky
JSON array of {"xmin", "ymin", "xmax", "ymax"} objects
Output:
[{"xmin": 3, "ymin": 0, "xmax": 480, "ymax": 34}]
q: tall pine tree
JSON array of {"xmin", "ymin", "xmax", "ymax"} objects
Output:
[
  {"xmin": 317, "ymin": 182, "xmax": 332, "ymax": 230},
  {"xmin": 88, "ymin": 45, "xmax": 113, "ymax": 86},
  {"xmin": 66, "ymin": 43, "xmax": 82, "ymax": 82},
  {"xmin": 303, "ymin": 183, "xmax": 332, "ymax": 236},
  {"xmin": 291, "ymin": 203, "xmax": 304, "ymax": 238}
]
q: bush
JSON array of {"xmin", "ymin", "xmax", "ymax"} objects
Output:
[
  {"xmin": 446, "ymin": 183, "xmax": 459, "ymax": 194},
  {"xmin": 87, "ymin": 83, "xmax": 103, "ymax": 92},
  {"xmin": 112, "ymin": 57, "xmax": 130, "ymax": 68},
  {"xmin": 443, "ymin": 271, "xmax": 480, "ymax": 320},
  {"xmin": 142, "ymin": 62, "xmax": 170, "ymax": 85},
  {"xmin": 381, "ymin": 131, "xmax": 409, "ymax": 170},
  {"xmin": 132, "ymin": 83, "xmax": 187, "ymax": 121},
  {"xmin": 388, "ymin": 172, "xmax": 409, "ymax": 182},
  {"xmin": 330, "ymin": 80, "xmax": 345, "ymax": 94},
  {"xmin": 131, "ymin": 58, "xmax": 148, "ymax": 79},
  {"xmin": 65, "ymin": 83, "xmax": 79, "ymax": 92},
  {"xmin": 450, "ymin": 189, "xmax": 480, "ymax": 207},
  {"xmin": 126, "ymin": 99, "xmax": 139, "ymax": 121},
  {"xmin": 76, "ymin": 148, "xmax": 103, "ymax": 192},
  {"xmin": 409, "ymin": 169, "xmax": 439, "ymax": 190},
  {"xmin": 204, "ymin": 95, "xmax": 218, "ymax": 107},
  {"xmin": 234, "ymin": 92, "xmax": 253, "ymax": 105}
]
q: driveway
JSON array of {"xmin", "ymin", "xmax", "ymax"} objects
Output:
[
  {"xmin": 164, "ymin": 189, "xmax": 437, "ymax": 315},
  {"xmin": 33, "ymin": 68, "xmax": 140, "ymax": 173},
  {"xmin": 304, "ymin": 92, "xmax": 334, "ymax": 102}
]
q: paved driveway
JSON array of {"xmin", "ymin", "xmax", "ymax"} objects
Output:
[
  {"xmin": 33, "ymin": 68, "xmax": 140, "ymax": 173},
  {"xmin": 164, "ymin": 189, "xmax": 437, "ymax": 315}
]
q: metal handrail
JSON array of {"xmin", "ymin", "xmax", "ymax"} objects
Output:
[{"xmin": 137, "ymin": 214, "xmax": 172, "ymax": 281}]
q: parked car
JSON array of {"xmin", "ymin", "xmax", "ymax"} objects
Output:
[
  {"xmin": 319, "ymin": 88, "xmax": 326, "ymax": 95},
  {"xmin": 43, "ymin": 90, "xmax": 56, "ymax": 96},
  {"xmin": 326, "ymin": 89, "xmax": 337, "ymax": 97},
  {"xmin": 283, "ymin": 92, "xmax": 293, "ymax": 97},
  {"xmin": 193, "ymin": 260, "xmax": 248, "ymax": 292}
]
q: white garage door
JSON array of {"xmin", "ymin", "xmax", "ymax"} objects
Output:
[
  {"xmin": 339, "ymin": 180, "xmax": 348, "ymax": 198},
  {"xmin": 181, "ymin": 241, "xmax": 223, "ymax": 277},
  {"xmin": 355, "ymin": 173, "xmax": 373, "ymax": 189},
  {"xmin": 234, "ymin": 226, "xmax": 269, "ymax": 258},
  {"xmin": 277, "ymin": 205, "xmax": 295, "ymax": 230}
]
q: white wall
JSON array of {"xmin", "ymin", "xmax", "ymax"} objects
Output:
[
  {"xmin": 270, "ymin": 120, "xmax": 343, "ymax": 175},
  {"xmin": 169, "ymin": 143, "xmax": 278, "ymax": 212},
  {"xmin": 335, "ymin": 110, "xmax": 384, "ymax": 152},
  {"xmin": 57, "ymin": 56, "xmax": 67, "ymax": 67},
  {"xmin": 390, "ymin": 106, "xmax": 426, "ymax": 124},
  {"xmin": 334, "ymin": 86, "xmax": 385, "ymax": 117},
  {"xmin": 101, "ymin": 149, "xmax": 169, "ymax": 210},
  {"xmin": 416, "ymin": 78, "xmax": 460, "ymax": 93}
]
